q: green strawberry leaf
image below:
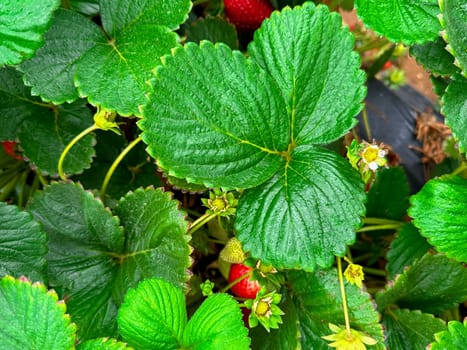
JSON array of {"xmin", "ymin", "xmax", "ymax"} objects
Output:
[
  {"xmin": 354, "ymin": 0, "xmax": 441, "ymax": 44},
  {"xmin": 382, "ymin": 309, "xmax": 446, "ymax": 349},
  {"xmin": 236, "ymin": 146, "xmax": 365, "ymax": 270},
  {"xmin": 112, "ymin": 187, "xmax": 191, "ymax": 303},
  {"xmin": 186, "ymin": 16, "xmax": 238, "ymax": 50},
  {"xmin": 386, "ymin": 223, "xmax": 431, "ymax": 280},
  {"xmin": 409, "ymin": 175, "xmax": 467, "ymax": 262},
  {"xmin": 0, "ymin": 276, "xmax": 76, "ymax": 349},
  {"xmin": 18, "ymin": 100, "xmax": 95, "ymax": 176},
  {"xmin": 0, "ymin": 0, "xmax": 60, "ymax": 66},
  {"xmin": 441, "ymin": 75, "xmax": 467, "ymax": 153},
  {"xmin": 141, "ymin": 40, "xmax": 289, "ymax": 189},
  {"xmin": 77, "ymin": 338, "xmax": 134, "ymax": 350},
  {"xmin": 248, "ymin": 4, "xmax": 366, "ymax": 145},
  {"xmin": 439, "ymin": 0, "xmax": 467, "ymax": 76},
  {"xmin": 0, "ymin": 66, "xmax": 96, "ymax": 175},
  {"xmin": 0, "ymin": 66, "xmax": 44, "ymax": 141},
  {"xmin": 287, "ymin": 269, "xmax": 385, "ymax": 349},
  {"xmin": 141, "ymin": 3, "xmax": 366, "ymax": 270},
  {"xmin": 376, "ymin": 253, "xmax": 467, "ymax": 314},
  {"xmin": 182, "ymin": 293, "xmax": 250, "ymax": 350},
  {"xmin": 20, "ymin": 8, "xmax": 106, "ymax": 104},
  {"xmin": 410, "ymin": 37, "xmax": 459, "ymax": 76},
  {"xmin": 118, "ymin": 278, "xmax": 187, "ymax": 350},
  {"xmin": 365, "ymin": 167, "xmax": 409, "ymax": 220},
  {"xmin": 430, "ymin": 319, "xmax": 467, "ymax": 350},
  {"xmin": 0, "ymin": 202, "xmax": 47, "ymax": 282},
  {"xmin": 119, "ymin": 278, "xmax": 249, "ymax": 350},
  {"xmin": 75, "ymin": 0, "xmax": 191, "ymax": 116},
  {"xmin": 27, "ymin": 183, "xmax": 190, "ymax": 340}
]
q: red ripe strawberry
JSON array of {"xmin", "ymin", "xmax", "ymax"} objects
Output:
[
  {"xmin": 2, "ymin": 141, "xmax": 21, "ymax": 160},
  {"xmin": 382, "ymin": 60, "xmax": 393, "ymax": 70},
  {"xmin": 224, "ymin": 0, "xmax": 274, "ymax": 32},
  {"xmin": 228, "ymin": 263, "xmax": 260, "ymax": 299}
]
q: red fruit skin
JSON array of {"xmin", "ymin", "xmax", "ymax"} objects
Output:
[
  {"xmin": 382, "ymin": 60, "xmax": 393, "ymax": 70},
  {"xmin": 2, "ymin": 141, "xmax": 21, "ymax": 160},
  {"xmin": 228, "ymin": 263, "xmax": 261, "ymax": 299},
  {"xmin": 224, "ymin": 0, "xmax": 273, "ymax": 31}
]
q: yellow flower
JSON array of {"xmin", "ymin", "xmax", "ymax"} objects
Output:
[
  {"xmin": 322, "ymin": 324, "xmax": 378, "ymax": 350},
  {"xmin": 361, "ymin": 143, "xmax": 387, "ymax": 171},
  {"xmin": 344, "ymin": 263, "xmax": 364, "ymax": 289}
]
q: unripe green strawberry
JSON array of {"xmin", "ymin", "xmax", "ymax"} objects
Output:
[{"xmin": 224, "ymin": 0, "xmax": 273, "ymax": 32}]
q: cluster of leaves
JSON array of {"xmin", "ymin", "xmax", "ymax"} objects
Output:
[{"xmin": 0, "ymin": 0, "xmax": 466, "ymax": 349}]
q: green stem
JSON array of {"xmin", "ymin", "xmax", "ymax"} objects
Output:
[
  {"xmin": 58, "ymin": 124, "xmax": 99, "ymax": 180},
  {"xmin": 337, "ymin": 257, "xmax": 352, "ymax": 336},
  {"xmin": 100, "ymin": 136, "xmax": 142, "ymax": 199},
  {"xmin": 361, "ymin": 106, "xmax": 371, "ymax": 140},
  {"xmin": 357, "ymin": 224, "xmax": 401, "ymax": 232},
  {"xmin": 220, "ymin": 270, "xmax": 253, "ymax": 294},
  {"xmin": 451, "ymin": 161, "xmax": 467, "ymax": 176},
  {"xmin": 192, "ymin": 0, "xmax": 208, "ymax": 4},
  {"xmin": 362, "ymin": 217, "xmax": 403, "ymax": 225},
  {"xmin": 0, "ymin": 175, "xmax": 18, "ymax": 201},
  {"xmin": 187, "ymin": 212, "xmax": 218, "ymax": 236},
  {"xmin": 362, "ymin": 267, "xmax": 386, "ymax": 277},
  {"xmin": 35, "ymin": 170, "xmax": 48, "ymax": 187}
]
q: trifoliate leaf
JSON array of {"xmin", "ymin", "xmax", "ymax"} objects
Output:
[
  {"xmin": 248, "ymin": 3, "xmax": 366, "ymax": 145},
  {"xmin": 20, "ymin": 8, "xmax": 106, "ymax": 104},
  {"xmin": 441, "ymin": 75, "xmax": 467, "ymax": 153},
  {"xmin": 18, "ymin": 100, "xmax": 95, "ymax": 176},
  {"xmin": 354, "ymin": 0, "xmax": 441, "ymax": 44},
  {"xmin": 409, "ymin": 175, "xmax": 467, "ymax": 262},
  {"xmin": 0, "ymin": 67, "xmax": 95, "ymax": 175},
  {"xmin": 118, "ymin": 278, "xmax": 187, "ymax": 350},
  {"xmin": 0, "ymin": 202, "xmax": 47, "ymax": 282},
  {"xmin": 28, "ymin": 183, "xmax": 190, "ymax": 340},
  {"xmin": 386, "ymin": 223, "xmax": 431, "ymax": 280},
  {"xmin": 119, "ymin": 279, "xmax": 249, "ymax": 350},
  {"xmin": 182, "ymin": 293, "xmax": 250, "ymax": 350},
  {"xmin": 75, "ymin": 0, "xmax": 191, "ymax": 116},
  {"xmin": 186, "ymin": 16, "xmax": 238, "ymax": 50},
  {"xmin": 141, "ymin": 4, "xmax": 366, "ymax": 270},
  {"xmin": 236, "ymin": 146, "xmax": 365, "ymax": 270},
  {"xmin": 382, "ymin": 309, "xmax": 446, "ymax": 349},
  {"xmin": 376, "ymin": 253, "xmax": 467, "ymax": 314},
  {"xmin": 288, "ymin": 269, "xmax": 385, "ymax": 349},
  {"xmin": 77, "ymin": 338, "xmax": 133, "ymax": 350},
  {"xmin": 0, "ymin": 0, "xmax": 60, "ymax": 66},
  {"xmin": 430, "ymin": 319, "xmax": 467, "ymax": 350},
  {"xmin": 366, "ymin": 167, "xmax": 409, "ymax": 220},
  {"xmin": 410, "ymin": 37, "xmax": 459, "ymax": 76},
  {"xmin": 0, "ymin": 276, "xmax": 76, "ymax": 349},
  {"xmin": 439, "ymin": 0, "xmax": 467, "ymax": 76}
]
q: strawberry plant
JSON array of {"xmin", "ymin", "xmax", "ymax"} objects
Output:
[{"xmin": 1, "ymin": 0, "xmax": 466, "ymax": 349}]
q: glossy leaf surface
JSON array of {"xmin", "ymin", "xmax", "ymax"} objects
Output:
[
  {"xmin": 0, "ymin": 202, "xmax": 47, "ymax": 281},
  {"xmin": 376, "ymin": 253, "xmax": 467, "ymax": 314},
  {"xmin": 409, "ymin": 175, "xmax": 467, "ymax": 262},
  {"xmin": 28, "ymin": 184, "xmax": 190, "ymax": 340},
  {"xmin": 0, "ymin": 276, "xmax": 76, "ymax": 349},
  {"xmin": 355, "ymin": 0, "xmax": 441, "ymax": 44},
  {"xmin": 0, "ymin": 0, "xmax": 60, "ymax": 66},
  {"xmin": 431, "ymin": 319, "xmax": 467, "ymax": 350}
]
